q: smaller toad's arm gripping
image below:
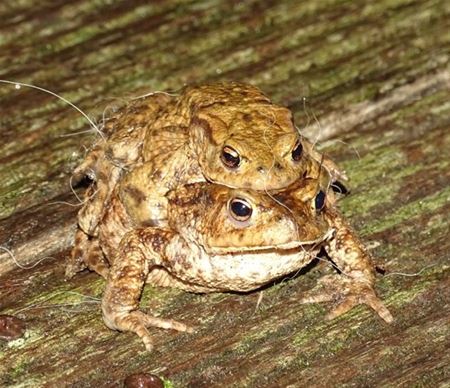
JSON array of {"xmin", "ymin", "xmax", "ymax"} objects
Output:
[
  {"xmin": 300, "ymin": 208, "xmax": 393, "ymax": 323},
  {"xmin": 302, "ymin": 138, "xmax": 348, "ymax": 187},
  {"xmin": 101, "ymin": 228, "xmax": 192, "ymax": 351}
]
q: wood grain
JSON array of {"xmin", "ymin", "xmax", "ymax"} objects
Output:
[{"xmin": 0, "ymin": 0, "xmax": 449, "ymax": 386}]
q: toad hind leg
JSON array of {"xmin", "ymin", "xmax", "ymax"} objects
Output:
[
  {"xmin": 101, "ymin": 229, "xmax": 193, "ymax": 351},
  {"xmin": 299, "ymin": 208, "xmax": 393, "ymax": 323}
]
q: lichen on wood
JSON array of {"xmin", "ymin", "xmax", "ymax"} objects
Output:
[{"xmin": 0, "ymin": 0, "xmax": 449, "ymax": 386}]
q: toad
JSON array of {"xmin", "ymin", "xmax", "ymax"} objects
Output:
[{"xmin": 82, "ymin": 179, "xmax": 391, "ymax": 351}]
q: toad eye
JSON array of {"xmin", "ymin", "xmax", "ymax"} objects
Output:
[
  {"xmin": 228, "ymin": 198, "xmax": 252, "ymax": 221},
  {"xmin": 315, "ymin": 190, "xmax": 326, "ymax": 212},
  {"xmin": 221, "ymin": 146, "xmax": 240, "ymax": 169},
  {"xmin": 291, "ymin": 140, "xmax": 303, "ymax": 162}
]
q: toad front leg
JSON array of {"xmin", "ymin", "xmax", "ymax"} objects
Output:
[
  {"xmin": 300, "ymin": 208, "xmax": 393, "ymax": 323},
  {"xmin": 302, "ymin": 138, "xmax": 348, "ymax": 190},
  {"xmin": 102, "ymin": 229, "xmax": 193, "ymax": 351}
]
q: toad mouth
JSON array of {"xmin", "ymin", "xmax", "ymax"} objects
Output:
[{"xmin": 206, "ymin": 228, "xmax": 335, "ymax": 254}]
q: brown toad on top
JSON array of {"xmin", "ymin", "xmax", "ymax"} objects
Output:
[
  {"xmin": 74, "ymin": 177, "xmax": 391, "ymax": 351},
  {"xmin": 71, "ymin": 82, "xmax": 345, "ymax": 240}
]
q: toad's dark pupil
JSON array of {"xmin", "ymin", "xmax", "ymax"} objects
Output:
[
  {"xmin": 292, "ymin": 141, "xmax": 303, "ymax": 161},
  {"xmin": 221, "ymin": 147, "xmax": 240, "ymax": 168},
  {"xmin": 315, "ymin": 190, "xmax": 326, "ymax": 211},
  {"xmin": 230, "ymin": 199, "xmax": 252, "ymax": 219}
]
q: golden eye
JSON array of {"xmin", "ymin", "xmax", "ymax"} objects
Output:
[
  {"xmin": 228, "ymin": 197, "xmax": 252, "ymax": 221},
  {"xmin": 291, "ymin": 139, "xmax": 303, "ymax": 162},
  {"xmin": 221, "ymin": 146, "xmax": 240, "ymax": 169}
]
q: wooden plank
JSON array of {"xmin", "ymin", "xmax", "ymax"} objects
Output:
[{"xmin": 0, "ymin": 0, "xmax": 449, "ymax": 386}]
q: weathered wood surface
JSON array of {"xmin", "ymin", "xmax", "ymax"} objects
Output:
[{"xmin": 0, "ymin": 0, "xmax": 449, "ymax": 386}]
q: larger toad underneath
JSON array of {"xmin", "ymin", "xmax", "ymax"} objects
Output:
[{"xmin": 77, "ymin": 178, "xmax": 392, "ymax": 351}]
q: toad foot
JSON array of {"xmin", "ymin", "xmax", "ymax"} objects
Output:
[
  {"xmin": 108, "ymin": 311, "xmax": 193, "ymax": 351},
  {"xmin": 299, "ymin": 274, "xmax": 393, "ymax": 323}
]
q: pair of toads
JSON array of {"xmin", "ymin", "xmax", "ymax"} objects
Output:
[{"xmin": 66, "ymin": 82, "xmax": 393, "ymax": 351}]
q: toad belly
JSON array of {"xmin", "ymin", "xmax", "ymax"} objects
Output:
[{"xmin": 166, "ymin": 242, "xmax": 320, "ymax": 292}]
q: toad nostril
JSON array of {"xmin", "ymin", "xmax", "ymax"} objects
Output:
[
  {"xmin": 274, "ymin": 162, "xmax": 282, "ymax": 170},
  {"xmin": 257, "ymin": 166, "xmax": 266, "ymax": 174}
]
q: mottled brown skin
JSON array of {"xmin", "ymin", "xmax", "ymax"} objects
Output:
[
  {"xmin": 70, "ymin": 82, "xmax": 344, "ymax": 239},
  {"xmin": 71, "ymin": 93, "xmax": 172, "ymax": 236},
  {"xmin": 82, "ymin": 180, "xmax": 391, "ymax": 351}
]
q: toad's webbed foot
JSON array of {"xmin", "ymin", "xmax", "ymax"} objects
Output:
[
  {"xmin": 103, "ymin": 310, "xmax": 193, "ymax": 352},
  {"xmin": 299, "ymin": 274, "xmax": 393, "ymax": 323}
]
